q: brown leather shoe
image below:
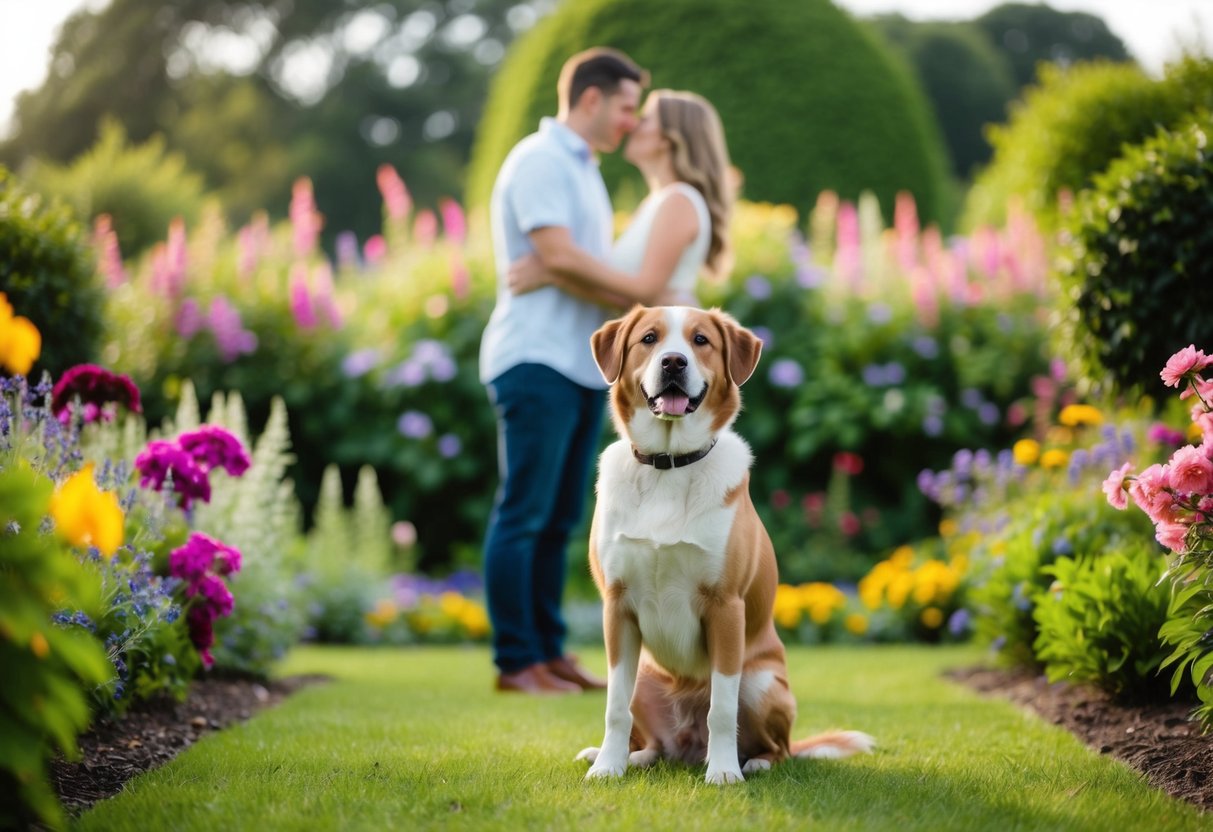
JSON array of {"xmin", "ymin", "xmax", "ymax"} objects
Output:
[
  {"xmin": 546, "ymin": 655, "xmax": 607, "ymax": 690},
  {"xmin": 495, "ymin": 663, "xmax": 580, "ymax": 695}
]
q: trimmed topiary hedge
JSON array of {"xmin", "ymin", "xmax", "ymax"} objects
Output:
[
  {"xmin": 1055, "ymin": 111, "xmax": 1213, "ymax": 393},
  {"xmin": 0, "ymin": 167, "xmax": 103, "ymax": 377},
  {"xmin": 963, "ymin": 57, "xmax": 1213, "ymax": 230},
  {"xmin": 467, "ymin": 0, "xmax": 951, "ymax": 225}
]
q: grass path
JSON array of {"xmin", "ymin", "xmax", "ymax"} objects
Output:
[{"xmin": 75, "ymin": 645, "xmax": 1207, "ymax": 831}]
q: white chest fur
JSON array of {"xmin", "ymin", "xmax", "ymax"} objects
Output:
[{"xmin": 594, "ymin": 432, "xmax": 750, "ymax": 679}]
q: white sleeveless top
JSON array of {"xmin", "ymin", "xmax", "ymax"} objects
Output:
[{"xmin": 610, "ymin": 182, "xmax": 711, "ymax": 304}]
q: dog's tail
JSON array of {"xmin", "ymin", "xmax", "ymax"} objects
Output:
[{"xmin": 790, "ymin": 730, "xmax": 876, "ymax": 760}]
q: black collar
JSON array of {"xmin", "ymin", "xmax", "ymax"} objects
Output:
[{"xmin": 632, "ymin": 439, "xmax": 718, "ymax": 470}]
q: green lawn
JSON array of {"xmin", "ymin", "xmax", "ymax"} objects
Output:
[{"xmin": 74, "ymin": 645, "xmax": 1208, "ymax": 831}]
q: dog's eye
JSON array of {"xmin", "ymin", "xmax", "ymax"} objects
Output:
[
  {"xmin": 641, "ymin": 332, "xmax": 657, "ymax": 344},
  {"xmin": 693, "ymin": 333, "xmax": 709, "ymax": 346}
]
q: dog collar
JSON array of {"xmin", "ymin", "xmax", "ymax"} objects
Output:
[{"xmin": 632, "ymin": 439, "xmax": 718, "ymax": 470}]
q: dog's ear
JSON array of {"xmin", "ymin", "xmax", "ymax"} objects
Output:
[
  {"xmin": 713, "ymin": 309, "xmax": 762, "ymax": 386},
  {"xmin": 591, "ymin": 308, "xmax": 640, "ymax": 384}
]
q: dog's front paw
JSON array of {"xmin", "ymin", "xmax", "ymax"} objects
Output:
[
  {"xmin": 704, "ymin": 765, "xmax": 745, "ymax": 785},
  {"xmin": 585, "ymin": 758, "xmax": 628, "ymax": 780}
]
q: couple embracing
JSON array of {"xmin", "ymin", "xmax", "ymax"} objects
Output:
[{"xmin": 479, "ymin": 47, "xmax": 734, "ymax": 694}]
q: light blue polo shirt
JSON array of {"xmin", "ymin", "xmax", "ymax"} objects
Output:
[{"xmin": 479, "ymin": 118, "xmax": 614, "ymax": 390}]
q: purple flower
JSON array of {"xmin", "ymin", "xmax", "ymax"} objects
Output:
[
  {"xmin": 170, "ymin": 533, "xmax": 219, "ymax": 584},
  {"xmin": 342, "ymin": 348, "xmax": 382, "ymax": 378},
  {"xmin": 911, "ymin": 336, "xmax": 939, "ymax": 359},
  {"xmin": 208, "ymin": 297, "xmax": 258, "ymax": 362},
  {"xmin": 947, "ymin": 608, "xmax": 971, "ymax": 637},
  {"xmin": 744, "ymin": 274, "xmax": 772, "ymax": 300},
  {"xmin": 1147, "ymin": 423, "xmax": 1187, "ymax": 447},
  {"xmin": 768, "ymin": 358, "xmax": 804, "ymax": 388},
  {"xmin": 397, "ymin": 410, "xmax": 433, "ymax": 439},
  {"xmin": 922, "ymin": 414, "xmax": 944, "ymax": 437},
  {"xmin": 384, "ymin": 359, "xmax": 427, "ymax": 388},
  {"xmin": 51, "ymin": 364, "xmax": 143, "ymax": 424},
  {"xmin": 191, "ymin": 574, "xmax": 235, "ymax": 617},
  {"xmin": 867, "ymin": 303, "xmax": 892, "ymax": 324},
  {"xmin": 437, "ymin": 434, "xmax": 462, "ymax": 458},
  {"xmin": 134, "ymin": 440, "xmax": 212, "ymax": 510},
  {"xmin": 796, "ymin": 264, "xmax": 826, "ymax": 289},
  {"xmin": 977, "ymin": 403, "xmax": 1000, "ymax": 426},
  {"xmin": 336, "ymin": 231, "xmax": 361, "ymax": 270},
  {"xmin": 178, "ymin": 425, "xmax": 251, "ymax": 477},
  {"xmin": 176, "ymin": 298, "xmax": 204, "ymax": 338},
  {"xmin": 750, "ymin": 326, "xmax": 774, "ymax": 349}
]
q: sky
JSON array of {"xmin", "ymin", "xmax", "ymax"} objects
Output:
[{"xmin": 1, "ymin": 0, "xmax": 1210, "ymax": 137}]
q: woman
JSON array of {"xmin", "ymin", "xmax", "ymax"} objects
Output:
[{"xmin": 508, "ymin": 89, "xmax": 733, "ymax": 306}]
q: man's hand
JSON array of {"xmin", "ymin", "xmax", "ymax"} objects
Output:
[{"xmin": 508, "ymin": 254, "xmax": 554, "ymax": 295}]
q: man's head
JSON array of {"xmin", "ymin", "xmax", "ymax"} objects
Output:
[{"xmin": 557, "ymin": 47, "xmax": 649, "ymax": 154}]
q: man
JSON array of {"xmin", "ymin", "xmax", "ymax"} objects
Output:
[{"xmin": 479, "ymin": 48, "xmax": 648, "ymax": 694}]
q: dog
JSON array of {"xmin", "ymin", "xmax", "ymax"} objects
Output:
[{"xmin": 577, "ymin": 305, "xmax": 874, "ymax": 784}]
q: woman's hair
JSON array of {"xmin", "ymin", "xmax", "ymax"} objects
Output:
[{"xmin": 652, "ymin": 90, "xmax": 734, "ymax": 277}]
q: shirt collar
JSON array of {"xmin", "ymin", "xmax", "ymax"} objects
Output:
[{"xmin": 541, "ymin": 117, "xmax": 595, "ymax": 164}]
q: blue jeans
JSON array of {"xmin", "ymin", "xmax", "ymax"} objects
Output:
[{"xmin": 482, "ymin": 363, "xmax": 606, "ymax": 674}]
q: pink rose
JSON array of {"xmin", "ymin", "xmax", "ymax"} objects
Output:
[
  {"xmin": 1130, "ymin": 464, "xmax": 1181, "ymax": 524},
  {"xmin": 1102, "ymin": 462, "xmax": 1134, "ymax": 509},
  {"xmin": 1161, "ymin": 345, "xmax": 1212, "ymax": 388},
  {"xmin": 1169, "ymin": 445, "xmax": 1213, "ymax": 495},
  {"xmin": 1155, "ymin": 521, "xmax": 1190, "ymax": 553}
]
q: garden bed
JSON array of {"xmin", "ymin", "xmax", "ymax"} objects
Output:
[
  {"xmin": 51, "ymin": 674, "xmax": 326, "ymax": 816},
  {"xmin": 949, "ymin": 667, "xmax": 1212, "ymax": 812}
]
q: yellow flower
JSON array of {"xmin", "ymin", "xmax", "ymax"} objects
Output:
[
  {"xmin": 1189, "ymin": 422, "xmax": 1205, "ymax": 443},
  {"xmin": 0, "ymin": 293, "xmax": 42, "ymax": 375},
  {"xmin": 1012, "ymin": 439, "xmax": 1040, "ymax": 466},
  {"xmin": 938, "ymin": 518, "xmax": 959, "ymax": 538},
  {"xmin": 458, "ymin": 602, "xmax": 490, "ymax": 638},
  {"xmin": 844, "ymin": 614, "xmax": 868, "ymax": 636},
  {"xmin": 889, "ymin": 545, "xmax": 914, "ymax": 568},
  {"xmin": 773, "ymin": 584, "xmax": 803, "ymax": 628},
  {"xmin": 49, "ymin": 464, "xmax": 124, "ymax": 557},
  {"xmin": 920, "ymin": 607, "xmax": 945, "ymax": 629},
  {"xmin": 886, "ymin": 574, "xmax": 913, "ymax": 610},
  {"xmin": 30, "ymin": 632, "xmax": 50, "ymax": 659},
  {"xmin": 1058, "ymin": 404, "xmax": 1103, "ymax": 427},
  {"xmin": 365, "ymin": 599, "xmax": 398, "ymax": 629},
  {"xmin": 1040, "ymin": 449, "xmax": 1069, "ymax": 469}
]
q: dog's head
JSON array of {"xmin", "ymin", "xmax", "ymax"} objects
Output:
[{"xmin": 591, "ymin": 306, "xmax": 762, "ymax": 451}]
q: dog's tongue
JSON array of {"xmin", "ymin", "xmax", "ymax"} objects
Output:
[{"xmin": 656, "ymin": 392, "xmax": 690, "ymax": 416}]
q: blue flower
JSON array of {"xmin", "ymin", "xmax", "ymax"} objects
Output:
[
  {"xmin": 768, "ymin": 358, "xmax": 804, "ymax": 388},
  {"xmin": 437, "ymin": 434, "xmax": 462, "ymax": 458}
]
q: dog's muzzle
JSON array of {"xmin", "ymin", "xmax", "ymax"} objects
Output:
[{"xmin": 644, "ymin": 353, "xmax": 707, "ymax": 419}]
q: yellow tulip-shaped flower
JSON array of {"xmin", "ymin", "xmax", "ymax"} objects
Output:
[
  {"xmin": 1040, "ymin": 449, "xmax": 1069, "ymax": 469},
  {"xmin": 50, "ymin": 464, "xmax": 124, "ymax": 557},
  {"xmin": 0, "ymin": 293, "xmax": 42, "ymax": 375},
  {"xmin": 1058, "ymin": 404, "xmax": 1103, "ymax": 427},
  {"xmin": 1012, "ymin": 439, "xmax": 1040, "ymax": 466}
]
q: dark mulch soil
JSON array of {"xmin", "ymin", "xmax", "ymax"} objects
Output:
[
  {"xmin": 949, "ymin": 666, "xmax": 1212, "ymax": 812},
  {"xmin": 51, "ymin": 674, "xmax": 327, "ymax": 816}
]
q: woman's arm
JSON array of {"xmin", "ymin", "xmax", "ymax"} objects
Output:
[{"xmin": 521, "ymin": 191, "xmax": 700, "ymax": 305}]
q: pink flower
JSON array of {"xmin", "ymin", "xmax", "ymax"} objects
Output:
[
  {"xmin": 1102, "ymin": 462, "xmax": 1134, "ymax": 509},
  {"xmin": 1182, "ymin": 376, "xmax": 1213, "ymax": 402},
  {"xmin": 289, "ymin": 263, "xmax": 316, "ymax": 330},
  {"xmin": 364, "ymin": 234, "xmax": 387, "ymax": 265},
  {"xmin": 290, "ymin": 178, "xmax": 323, "ymax": 257},
  {"xmin": 376, "ymin": 164, "xmax": 412, "ymax": 222},
  {"xmin": 1155, "ymin": 521, "xmax": 1190, "ymax": 553},
  {"xmin": 1161, "ymin": 345, "xmax": 1212, "ymax": 387},
  {"xmin": 1168, "ymin": 445, "xmax": 1213, "ymax": 495},
  {"xmin": 52, "ymin": 364, "xmax": 143, "ymax": 424},
  {"xmin": 414, "ymin": 209, "xmax": 438, "ymax": 247},
  {"xmin": 1129, "ymin": 463, "xmax": 1178, "ymax": 523},
  {"xmin": 94, "ymin": 214, "xmax": 126, "ymax": 288},
  {"xmin": 439, "ymin": 198, "xmax": 466, "ymax": 245}
]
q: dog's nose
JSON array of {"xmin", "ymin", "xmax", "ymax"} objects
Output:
[{"xmin": 661, "ymin": 352, "xmax": 687, "ymax": 373}]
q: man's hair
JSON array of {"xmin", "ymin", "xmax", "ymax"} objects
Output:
[{"xmin": 557, "ymin": 47, "xmax": 649, "ymax": 113}]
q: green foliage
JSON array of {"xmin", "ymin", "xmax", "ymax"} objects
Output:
[
  {"xmin": 0, "ymin": 166, "xmax": 103, "ymax": 377},
  {"xmin": 0, "ymin": 466, "xmax": 113, "ymax": 830},
  {"xmin": 467, "ymin": 0, "xmax": 951, "ymax": 224},
  {"xmin": 973, "ymin": 2, "xmax": 1132, "ymax": 89},
  {"xmin": 869, "ymin": 16, "xmax": 1017, "ymax": 178},
  {"xmin": 25, "ymin": 120, "xmax": 208, "ymax": 256},
  {"xmin": 1033, "ymin": 542, "xmax": 1176, "ymax": 702},
  {"xmin": 1159, "ymin": 579, "xmax": 1213, "ymax": 729},
  {"xmin": 963, "ymin": 57, "xmax": 1213, "ymax": 230},
  {"xmin": 1055, "ymin": 111, "xmax": 1213, "ymax": 394}
]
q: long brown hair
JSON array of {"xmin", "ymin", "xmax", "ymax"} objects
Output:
[{"xmin": 653, "ymin": 90, "xmax": 733, "ymax": 278}]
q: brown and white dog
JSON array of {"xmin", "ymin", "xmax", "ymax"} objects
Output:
[{"xmin": 578, "ymin": 306, "xmax": 874, "ymax": 784}]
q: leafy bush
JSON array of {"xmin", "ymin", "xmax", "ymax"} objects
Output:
[
  {"xmin": 467, "ymin": 0, "xmax": 951, "ymax": 224},
  {"xmin": 1055, "ymin": 112, "xmax": 1213, "ymax": 394},
  {"xmin": 0, "ymin": 465, "xmax": 113, "ymax": 831},
  {"xmin": 963, "ymin": 58, "xmax": 1213, "ymax": 230},
  {"xmin": 24, "ymin": 120, "xmax": 207, "ymax": 257},
  {"xmin": 0, "ymin": 167, "xmax": 104, "ymax": 377},
  {"xmin": 1033, "ymin": 542, "xmax": 1175, "ymax": 702}
]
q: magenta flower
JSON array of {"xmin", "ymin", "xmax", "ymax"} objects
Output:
[
  {"xmin": 177, "ymin": 425, "xmax": 251, "ymax": 477},
  {"xmin": 1102, "ymin": 462, "xmax": 1133, "ymax": 510},
  {"xmin": 187, "ymin": 606, "xmax": 216, "ymax": 667},
  {"xmin": 191, "ymin": 574, "xmax": 235, "ymax": 618},
  {"xmin": 208, "ymin": 296, "xmax": 258, "ymax": 362},
  {"xmin": 1161, "ymin": 345, "xmax": 1212, "ymax": 388},
  {"xmin": 170, "ymin": 532, "xmax": 242, "ymax": 668},
  {"xmin": 134, "ymin": 440, "xmax": 212, "ymax": 510},
  {"xmin": 51, "ymin": 364, "xmax": 143, "ymax": 425},
  {"xmin": 289, "ymin": 263, "xmax": 316, "ymax": 330},
  {"xmin": 364, "ymin": 234, "xmax": 387, "ymax": 265}
]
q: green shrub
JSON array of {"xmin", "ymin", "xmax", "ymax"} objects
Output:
[
  {"xmin": 25, "ymin": 119, "xmax": 207, "ymax": 257},
  {"xmin": 1054, "ymin": 111, "xmax": 1213, "ymax": 394},
  {"xmin": 467, "ymin": 0, "xmax": 951, "ymax": 224},
  {"xmin": 1159, "ymin": 579, "xmax": 1213, "ymax": 729},
  {"xmin": 1033, "ymin": 542, "xmax": 1176, "ymax": 702},
  {"xmin": 0, "ymin": 166, "xmax": 104, "ymax": 377},
  {"xmin": 0, "ymin": 466, "xmax": 113, "ymax": 830},
  {"xmin": 962, "ymin": 57, "xmax": 1213, "ymax": 230}
]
